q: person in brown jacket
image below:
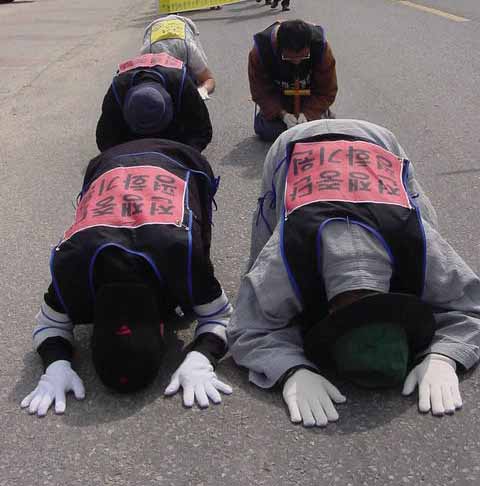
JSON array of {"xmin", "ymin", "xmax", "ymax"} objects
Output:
[{"xmin": 249, "ymin": 20, "xmax": 338, "ymax": 142}]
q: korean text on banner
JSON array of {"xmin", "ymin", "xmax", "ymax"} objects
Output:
[
  {"xmin": 63, "ymin": 166, "xmax": 186, "ymax": 241},
  {"xmin": 159, "ymin": 0, "xmax": 243, "ymax": 14},
  {"xmin": 285, "ymin": 141, "xmax": 411, "ymax": 216}
]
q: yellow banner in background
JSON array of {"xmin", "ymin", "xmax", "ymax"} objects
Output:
[{"xmin": 159, "ymin": 0, "xmax": 243, "ymax": 14}]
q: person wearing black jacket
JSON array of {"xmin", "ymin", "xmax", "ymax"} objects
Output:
[
  {"xmin": 21, "ymin": 138, "xmax": 232, "ymax": 417},
  {"xmin": 96, "ymin": 53, "xmax": 212, "ymax": 153}
]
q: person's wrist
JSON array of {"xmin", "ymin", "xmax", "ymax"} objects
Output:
[
  {"xmin": 428, "ymin": 353, "xmax": 456, "ymax": 371},
  {"xmin": 279, "ymin": 365, "xmax": 316, "ymax": 388},
  {"xmin": 46, "ymin": 360, "xmax": 71, "ymax": 373}
]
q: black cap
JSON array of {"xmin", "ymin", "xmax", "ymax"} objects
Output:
[
  {"xmin": 304, "ymin": 293, "xmax": 436, "ymax": 387},
  {"xmin": 92, "ymin": 283, "xmax": 165, "ymax": 393}
]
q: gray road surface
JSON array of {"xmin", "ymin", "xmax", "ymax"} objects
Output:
[{"xmin": 1, "ymin": 0, "xmax": 479, "ymax": 485}]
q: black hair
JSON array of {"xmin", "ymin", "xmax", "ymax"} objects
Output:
[{"xmin": 277, "ymin": 20, "xmax": 312, "ymax": 52}]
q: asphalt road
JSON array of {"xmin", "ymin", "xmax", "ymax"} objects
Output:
[{"xmin": 0, "ymin": 0, "xmax": 479, "ymax": 485}]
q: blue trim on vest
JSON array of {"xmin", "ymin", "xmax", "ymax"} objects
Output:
[
  {"xmin": 185, "ymin": 171, "xmax": 194, "ymax": 302},
  {"xmin": 130, "ymin": 69, "xmax": 166, "ymax": 89},
  {"xmin": 87, "ymin": 243, "xmax": 165, "ymax": 302},
  {"xmin": 270, "ymin": 25, "xmax": 280, "ymax": 63},
  {"xmin": 177, "ymin": 66, "xmax": 187, "ymax": 114},
  {"xmin": 256, "ymin": 193, "xmax": 274, "ymax": 234},
  {"xmin": 315, "ymin": 217, "xmax": 395, "ymax": 277},
  {"xmin": 49, "ymin": 245, "xmax": 68, "ymax": 314},
  {"xmin": 111, "ymin": 151, "xmax": 213, "ymax": 187},
  {"xmin": 280, "ymin": 207, "xmax": 303, "ymax": 304},
  {"xmin": 402, "ymin": 159, "xmax": 427, "ymax": 297}
]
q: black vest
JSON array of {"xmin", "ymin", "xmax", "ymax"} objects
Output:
[
  {"xmin": 280, "ymin": 138, "xmax": 427, "ymax": 326},
  {"xmin": 111, "ymin": 61, "xmax": 187, "ymax": 116},
  {"xmin": 253, "ymin": 22, "xmax": 325, "ymax": 90},
  {"xmin": 50, "ymin": 139, "xmax": 217, "ymax": 323}
]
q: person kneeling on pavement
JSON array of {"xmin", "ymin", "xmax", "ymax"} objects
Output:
[
  {"xmin": 249, "ymin": 19, "xmax": 337, "ymax": 142},
  {"xmin": 228, "ymin": 118, "xmax": 480, "ymax": 427},
  {"xmin": 141, "ymin": 15, "xmax": 216, "ymax": 101},
  {"xmin": 21, "ymin": 138, "xmax": 232, "ymax": 417},
  {"xmin": 96, "ymin": 52, "xmax": 212, "ymax": 153}
]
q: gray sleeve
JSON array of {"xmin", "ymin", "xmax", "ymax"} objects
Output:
[
  {"xmin": 248, "ymin": 138, "xmax": 289, "ymax": 269},
  {"xmin": 186, "ymin": 38, "xmax": 208, "ymax": 77},
  {"xmin": 420, "ymin": 221, "xmax": 480, "ymax": 369},
  {"xmin": 228, "ymin": 230, "xmax": 318, "ymax": 388}
]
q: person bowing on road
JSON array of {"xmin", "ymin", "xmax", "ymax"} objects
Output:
[
  {"xmin": 21, "ymin": 138, "xmax": 233, "ymax": 417},
  {"xmin": 96, "ymin": 51, "xmax": 212, "ymax": 153},
  {"xmin": 141, "ymin": 14, "xmax": 216, "ymax": 100},
  {"xmin": 228, "ymin": 118, "xmax": 480, "ymax": 427}
]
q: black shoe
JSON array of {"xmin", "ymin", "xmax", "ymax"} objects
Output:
[
  {"xmin": 256, "ymin": 0, "xmax": 262, "ymax": 2},
  {"xmin": 282, "ymin": 6, "xmax": 290, "ymax": 10},
  {"xmin": 265, "ymin": 0, "xmax": 272, "ymax": 4},
  {"xmin": 271, "ymin": 0, "xmax": 279, "ymax": 7}
]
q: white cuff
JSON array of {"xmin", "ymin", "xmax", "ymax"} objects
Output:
[
  {"xmin": 193, "ymin": 291, "xmax": 232, "ymax": 344},
  {"xmin": 33, "ymin": 302, "xmax": 74, "ymax": 349}
]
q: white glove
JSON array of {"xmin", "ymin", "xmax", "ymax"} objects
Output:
[
  {"xmin": 197, "ymin": 86, "xmax": 210, "ymax": 100},
  {"xmin": 282, "ymin": 112, "xmax": 298, "ymax": 129},
  {"xmin": 297, "ymin": 113, "xmax": 308, "ymax": 124},
  {"xmin": 164, "ymin": 351, "xmax": 232, "ymax": 408},
  {"xmin": 402, "ymin": 353, "xmax": 462, "ymax": 416},
  {"xmin": 20, "ymin": 360, "xmax": 85, "ymax": 417},
  {"xmin": 282, "ymin": 368, "xmax": 346, "ymax": 427}
]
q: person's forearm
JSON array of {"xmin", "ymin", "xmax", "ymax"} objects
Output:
[{"xmin": 197, "ymin": 68, "xmax": 216, "ymax": 94}]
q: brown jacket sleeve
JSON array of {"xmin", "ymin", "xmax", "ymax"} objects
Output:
[
  {"xmin": 302, "ymin": 42, "xmax": 338, "ymax": 120},
  {"xmin": 248, "ymin": 48, "xmax": 285, "ymax": 121}
]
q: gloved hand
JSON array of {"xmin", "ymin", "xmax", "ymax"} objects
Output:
[
  {"xmin": 197, "ymin": 86, "xmax": 210, "ymax": 100},
  {"xmin": 297, "ymin": 113, "xmax": 308, "ymax": 124},
  {"xmin": 165, "ymin": 351, "xmax": 232, "ymax": 408},
  {"xmin": 282, "ymin": 368, "xmax": 346, "ymax": 427},
  {"xmin": 282, "ymin": 112, "xmax": 298, "ymax": 129},
  {"xmin": 402, "ymin": 353, "xmax": 462, "ymax": 416},
  {"xmin": 20, "ymin": 360, "xmax": 85, "ymax": 417}
]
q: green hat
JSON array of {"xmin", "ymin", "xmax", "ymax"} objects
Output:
[{"xmin": 304, "ymin": 293, "xmax": 435, "ymax": 388}]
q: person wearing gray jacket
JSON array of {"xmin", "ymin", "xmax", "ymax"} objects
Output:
[
  {"xmin": 141, "ymin": 15, "xmax": 215, "ymax": 100},
  {"xmin": 227, "ymin": 118, "xmax": 480, "ymax": 427}
]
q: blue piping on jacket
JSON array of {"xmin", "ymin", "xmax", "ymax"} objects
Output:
[{"xmin": 87, "ymin": 242, "xmax": 165, "ymax": 302}]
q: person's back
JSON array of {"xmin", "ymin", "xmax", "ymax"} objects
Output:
[
  {"xmin": 22, "ymin": 138, "xmax": 233, "ymax": 417},
  {"xmin": 141, "ymin": 15, "xmax": 215, "ymax": 98},
  {"xmin": 95, "ymin": 53, "xmax": 212, "ymax": 152}
]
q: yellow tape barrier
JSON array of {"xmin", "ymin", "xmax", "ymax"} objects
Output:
[{"xmin": 159, "ymin": 0, "xmax": 243, "ymax": 14}]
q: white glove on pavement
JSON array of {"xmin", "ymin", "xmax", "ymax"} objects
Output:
[
  {"xmin": 297, "ymin": 113, "xmax": 308, "ymax": 124},
  {"xmin": 165, "ymin": 351, "xmax": 232, "ymax": 408},
  {"xmin": 402, "ymin": 353, "xmax": 462, "ymax": 416},
  {"xmin": 21, "ymin": 360, "xmax": 85, "ymax": 417},
  {"xmin": 197, "ymin": 86, "xmax": 210, "ymax": 100},
  {"xmin": 282, "ymin": 112, "xmax": 298, "ymax": 129},
  {"xmin": 282, "ymin": 368, "xmax": 346, "ymax": 427}
]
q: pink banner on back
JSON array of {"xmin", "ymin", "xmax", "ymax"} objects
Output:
[
  {"xmin": 118, "ymin": 53, "xmax": 184, "ymax": 74},
  {"xmin": 63, "ymin": 165, "xmax": 186, "ymax": 241},
  {"xmin": 285, "ymin": 141, "xmax": 411, "ymax": 216}
]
